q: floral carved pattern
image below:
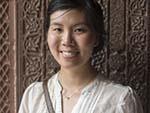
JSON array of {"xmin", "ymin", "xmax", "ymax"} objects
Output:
[
  {"xmin": 108, "ymin": 0, "xmax": 126, "ymax": 83},
  {"xmin": 0, "ymin": 0, "xmax": 11, "ymax": 113},
  {"xmin": 17, "ymin": 0, "xmax": 149, "ymax": 112},
  {"xmin": 98, "ymin": 0, "xmax": 148, "ymax": 112},
  {"xmin": 17, "ymin": 0, "xmax": 46, "ymax": 93},
  {"xmin": 127, "ymin": 0, "xmax": 147, "ymax": 111}
]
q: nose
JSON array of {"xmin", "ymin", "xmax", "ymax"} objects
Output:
[{"xmin": 61, "ymin": 30, "xmax": 74, "ymax": 46}]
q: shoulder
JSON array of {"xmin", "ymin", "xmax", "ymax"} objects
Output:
[
  {"xmin": 96, "ymin": 77, "xmax": 143, "ymax": 113},
  {"xmin": 102, "ymin": 81, "xmax": 131, "ymax": 96},
  {"xmin": 96, "ymin": 75, "xmax": 135, "ymax": 104},
  {"xmin": 18, "ymin": 74, "xmax": 57, "ymax": 113},
  {"xmin": 101, "ymin": 79, "xmax": 135, "ymax": 100},
  {"xmin": 102, "ymin": 81, "xmax": 143, "ymax": 113},
  {"xmin": 23, "ymin": 82, "xmax": 43, "ymax": 97},
  {"xmin": 21, "ymin": 73, "xmax": 57, "ymax": 103},
  {"xmin": 23, "ymin": 74, "xmax": 57, "ymax": 98},
  {"xmin": 96, "ymin": 74, "xmax": 131, "ymax": 95},
  {"xmin": 18, "ymin": 82, "xmax": 43, "ymax": 113},
  {"xmin": 97, "ymin": 75, "xmax": 130, "ymax": 96}
]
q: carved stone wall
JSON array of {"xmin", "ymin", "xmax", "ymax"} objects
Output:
[
  {"xmin": 126, "ymin": 0, "xmax": 147, "ymax": 111},
  {"xmin": 0, "ymin": 1, "xmax": 11, "ymax": 113},
  {"xmin": 17, "ymin": 0, "xmax": 58, "ymax": 103},
  {"xmin": 17, "ymin": 0, "xmax": 47, "ymax": 103},
  {"xmin": 0, "ymin": 0, "xmax": 16, "ymax": 113},
  {"xmin": 15, "ymin": 0, "xmax": 149, "ymax": 113},
  {"xmin": 1, "ymin": 0, "xmax": 149, "ymax": 113},
  {"xmin": 147, "ymin": 0, "xmax": 150, "ymax": 112},
  {"xmin": 106, "ymin": 0, "xmax": 148, "ymax": 112}
]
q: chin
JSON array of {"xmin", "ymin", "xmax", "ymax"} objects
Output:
[{"xmin": 60, "ymin": 63, "xmax": 79, "ymax": 69}]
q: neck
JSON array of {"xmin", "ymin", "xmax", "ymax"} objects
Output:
[{"xmin": 58, "ymin": 64, "xmax": 97, "ymax": 91}]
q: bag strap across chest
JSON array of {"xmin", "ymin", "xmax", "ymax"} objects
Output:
[{"xmin": 43, "ymin": 79, "xmax": 55, "ymax": 113}]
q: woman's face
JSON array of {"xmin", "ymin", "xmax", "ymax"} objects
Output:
[{"xmin": 47, "ymin": 9, "xmax": 96, "ymax": 70}]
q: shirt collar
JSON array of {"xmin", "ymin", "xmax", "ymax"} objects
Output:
[
  {"xmin": 81, "ymin": 75, "xmax": 99, "ymax": 95},
  {"xmin": 53, "ymin": 72, "xmax": 62, "ymax": 94},
  {"xmin": 54, "ymin": 72, "xmax": 100, "ymax": 95}
]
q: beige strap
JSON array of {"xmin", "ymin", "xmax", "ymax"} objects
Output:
[{"xmin": 43, "ymin": 79, "xmax": 55, "ymax": 113}]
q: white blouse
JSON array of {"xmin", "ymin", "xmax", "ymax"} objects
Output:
[{"xmin": 18, "ymin": 73, "xmax": 143, "ymax": 113}]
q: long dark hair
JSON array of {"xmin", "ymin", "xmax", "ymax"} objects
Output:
[{"xmin": 46, "ymin": 0, "xmax": 106, "ymax": 72}]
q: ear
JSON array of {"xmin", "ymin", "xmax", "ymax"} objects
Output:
[
  {"xmin": 93, "ymin": 34, "xmax": 99, "ymax": 47},
  {"xmin": 47, "ymin": 28, "xmax": 51, "ymax": 41},
  {"xmin": 94, "ymin": 41, "xmax": 99, "ymax": 47}
]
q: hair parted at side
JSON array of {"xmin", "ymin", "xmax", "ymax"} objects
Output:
[{"xmin": 46, "ymin": 0, "xmax": 106, "ymax": 51}]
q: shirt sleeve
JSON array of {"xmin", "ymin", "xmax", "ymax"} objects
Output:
[
  {"xmin": 18, "ymin": 83, "xmax": 37, "ymax": 113},
  {"xmin": 117, "ymin": 87, "xmax": 144, "ymax": 113}
]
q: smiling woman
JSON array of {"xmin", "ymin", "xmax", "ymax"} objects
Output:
[
  {"xmin": 47, "ymin": 9, "xmax": 96, "ymax": 70},
  {"xmin": 18, "ymin": 0, "xmax": 144, "ymax": 113}
]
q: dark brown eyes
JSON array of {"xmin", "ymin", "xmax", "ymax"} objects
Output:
[{"xmin": 50, "ymin": 26, "xmax": 88, "ymax": 34}]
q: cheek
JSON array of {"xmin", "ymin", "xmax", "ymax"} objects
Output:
[
  {"xmin": 47, "ymin": 34, "xmax": 59, "ymax": 52},
  {"xmin": 80, "ymin": 34, "xmax": 96, "ymax": 48}
]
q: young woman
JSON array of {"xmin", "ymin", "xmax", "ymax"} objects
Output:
[{"xmin": 18, "ymin": 0, "xmax": 143, "ymax": 113}]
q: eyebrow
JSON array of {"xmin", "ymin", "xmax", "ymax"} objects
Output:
[
  {"xmin": 73, "ymin": 23, "xmax": 89, "ymax": 27},
  {"xmin": 50, "ymin": 23, "xmax": 63, "ymax": 26},
  {"xmin": 50, "ymin": 22, "xmax": 89, "ymax": 27}
]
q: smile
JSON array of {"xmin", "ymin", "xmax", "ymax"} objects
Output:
[{"xmin": 60, "ymin": 51, "xmax": 79, "ymax": 58}]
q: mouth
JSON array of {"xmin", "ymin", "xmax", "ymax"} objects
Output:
[{"xmin": 60, "ymin": 51, "xmax": 80, "ymax": 58}]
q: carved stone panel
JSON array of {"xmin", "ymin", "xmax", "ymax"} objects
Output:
[
  {"xmin": 126, "ymin": 0, "xmax": 147, "ymax": 111},
  {"xmin": 147, "ymin": 0, "xmax": 150, "ymax": 112},
  {"xmin": 16, "ymin": 0, "xmax": 149, "ymax": 113},
  {"xmin": 17, "ymin": 0, "xmax": 48, "ymax": 104},
  {"xmin": 0, "ymin": 0, "xmax": 16, "ymax": 113},
  {"xmin": 0, "ymin": 1, "xmax": 11, "ymax": 113},
  {"xmin": 106, "ymin": 0, "xmax": 148, "ymax": 112}
]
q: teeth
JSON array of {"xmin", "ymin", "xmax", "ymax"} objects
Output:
[{"xmin": 61, "ymin": 51, "xmax": 79, "ymax": 57}]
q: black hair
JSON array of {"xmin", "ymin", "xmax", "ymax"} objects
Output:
[{"xmin": 46, "ymin": 0, "xmax": 106, "ymax": 72}]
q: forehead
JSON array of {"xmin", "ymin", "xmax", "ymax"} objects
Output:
[{"xmin": 50, "ymin": 9, "xmax": 88, "ymax": 25}]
